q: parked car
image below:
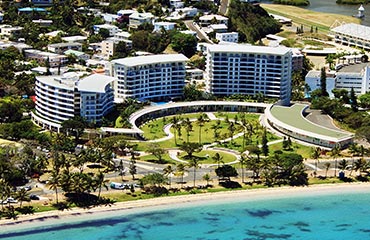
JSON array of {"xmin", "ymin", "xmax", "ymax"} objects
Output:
[
  {"xmin": 30, "ymin": 194, "xmax": 40, "ymax": 200},
  {"xmin": 1, "ymin": 197, "xmax": 18, "ymax": 204},
  {"xmin": 110, "ymin": 182, "xmax": 128, "ymax": 190}
]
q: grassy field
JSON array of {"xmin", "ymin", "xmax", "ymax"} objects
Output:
[
  {"xmin": 268, "ymin": 141, "xmax": 313, "ymax": 159},
  {"xmin": 179, "ymin": 150, "xmax": 237, "ymax": 164},
  {"xmin": 261, "ymin": 4, "xmax": 361, "ymax": 33}
]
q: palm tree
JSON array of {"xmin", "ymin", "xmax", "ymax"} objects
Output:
[
  {"xmin": 16, "ymin": 188, "xmax": 29, "ymax": 208},
  {"xmin": 228, "ymin": 122, "xmax": 236, "ymax": 144},
  {"xmin": 171, "ymin": 116, "xmax": 180, "ymax": 146},
  {"xmin": 331, "ymin": 145, "xmax": 341, "ymax": 177},
  {"xmin": 175, "ymin": 163, "xmax": 186, "ymax": 188},
  {"xmin": 95, "ymin": 172, "xmax": 109, "ymax": 202},
  {"xmin": 163, "ymin": 165, "xmax": 175, "ymax": 189},
  {"xmin": 338, "ymin": 159, "xmax": 348, "ymax": 172},
  {"xmin": 187, "ymin": 158, "xmax": 201, "ymax": 187},
  {"xmin": 196, "ymin": 113, "xmax": 208, "ymax": 144},
  {"xmin": 211, "ymin": 120, "xmax": 221, "ymax": 143},
  {"xmin": 239, "ymin": 154, "xmax": 248, "ymax": 183},
  {"xmin": 311, "ymin": 147, "xmax": 321, "ymax": 174},
  {"xmin": 48, "ymin": 170, "xmax": 60, "ymax": 203},
  {"xmin": 183, "ymin": 118, "xmax": 193, "ymax": 143},
  {"xmin": 0, "ymin": 179, "xmax": 11, "ymax": 211},
  {"xmin": 324, "ymin": 162, "xmax": 331, "ymax": 178},
  {"xmin": 212, "ymin": 152, "xmax": 224, "ymax": 168}
]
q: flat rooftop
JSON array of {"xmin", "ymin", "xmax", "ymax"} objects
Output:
[
  {"xmin": 331, "ymin": 23, "xmax": 370, "ymax": 41},
  {"xmin": 207, "ymin": 44, "xmax": 291, "ymax": 55},
  {"xmin": 112, "ymin": 54, "xmax": 188, "ymax": 67},
  {"xmin": 338, "ymin": 62, "xmax": 370, "ymax": 73},
  {"xmin": 270, "ymin": 104, "xmax": 351, "ymax": 139}
]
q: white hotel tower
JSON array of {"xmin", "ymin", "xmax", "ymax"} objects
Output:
[
  {"xmin": 32, "ymin": 73, "xmax": 115, "ymax": 131},
  {"xmin": 205, "ymin": 44, "xmax": 292, "ymax": 106},
  {"xmin": 111, "ymin": 54, "xmax": 188, "ymax": 102}
]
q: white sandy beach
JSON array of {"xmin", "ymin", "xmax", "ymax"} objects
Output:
[{"xmin": 1, "ymin": 183, "xmax": 370, "ymax": 232}]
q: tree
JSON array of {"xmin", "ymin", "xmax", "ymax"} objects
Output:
[
  {"xmin": 182, "ymin": 118, "xmax": 193, "ymax": 143},
  {"xmin": 320, "ymin": 67, "xmax": 329, "ymax": 97},
  {"xmin": 215, "ymin": 165, "xmax": 238, "ymax": 182},
  {"xmin": 61, "ymin": 116, "xmax": 87, "ymax": 143},
  {"xmin": 163, "ymin": 165, "xmax": 174, "ymax": 188},
  {"xmin": 129, "ymin": 158, "xmax": 137, "ymax": 180},
  {"xmin": 98, "ymin": 28, "xmax": 110, "ymax": 39},
  {"xmin": 180, "ymin": 142, "xmax": 202, "ymax": 158},
  {"xmin": 112, "ymin": 41, "xmax": 129, "ymax": 59},
  {"xmin": 311, "ymin": 147, "xmax": 321, "ymax": 174},
  {"xmin": 278, "ymin": 153, "xmax": 308, "ymax": 186},
  {"xmin": 261, "ymin": 128, "xmax": 269, "ymax": 156},
  {"xmin": 330, "ymin": 145, "xmax": 341, "ymax": 177},
  {"xmin": 48, "ymin": 170, "xmax": 60, "ymax": 203},
  {"xmin": 140, "ymin": 173, "xmax": 167, "ymax": 187},
  {"xmin": 0, "ymin": 101, "xmax": 23, "ymax": 123},
  {"xmin": 196, "ymin": 113, "xmax": 208, "ymax": 144},
  {"xmin": 146, "ymin": 143, "xmax": 167, "ymax": 163},
  {"xmin": 350, "ymin": 87, "xmax": 358, "ymax": 112},
  {"xmin": 16, "ymin": 188, "xmax": 29, "ymax": 208},
  {"xmin": 239, "ymin": 153, "xmax": 248, "ymax": 183},
  {"xmin": 212, "ymin": 152, "xmax": 224, "ymax": 168},
  {"xmin": 175, "ymin": 163, "xmax": 186, "ymax": 188},
  {"xmin": 171, "ymin": 32, "xmax": 197, "ymax": 58},
  {"xmin": 228, "ymin": 122, "xmax": 236, "ymax": 143},
  {"xmin": 188, "ymin": 157, "xmax": 202, "ymax": 187},
  {"xmin": 211, "ymin": 120, "xmax": 222, "ymax": 143},
  {"xmin": 171, "ymin": 116, "xmax": 181, "ymax": 145},
  {"xmin": 227, "ymin": 0, "xmax": 281, "ymax": 43},
  {"xmin": 202, "ymin": 173, "xmax": 211, "ymax": 186},
  {"xmin": 358, "ymin": 92, "xmax": 370, "ymax": 109},
  {"xmin": 324, "ymin": 162, "xmax": 331, "ymax": 178},
  {"xmin": 357, "ymin": 126, "xmax": 370, "ymax": 143},
  {"xmin": 94, "ymin": 172, "xmax": 108, "ymax": 202}
]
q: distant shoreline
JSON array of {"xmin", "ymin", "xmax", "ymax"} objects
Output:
[{"xmin": 1, "ymin": 183, "xmax": 370, "ymax": 233}]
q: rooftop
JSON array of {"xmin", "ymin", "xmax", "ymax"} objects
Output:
[
  {"xmin": 77, "ymin": 74, "xmax": 115, "ymax": 93},
  {"xmin": 64, "ymin": 49, "xmax": 88, "ymax": 57},
  {"xmin": 331, "ymin": 23, "xmax": 370, "ymax": 41},
  {"xmin": 94, "ymin": 24, "xmax": 118, "ymax": 29},
  {"xmin": 61, "ymin": 35, "xmax": 87, "ymax": 42},
  {"xmin": 337, "ymin": 62, "xmax": 370, "ymax": 73},
  {"xmin": 270, "ymin": 104, "xmax": 352, "ymax": 140},
  {"xmin": 207, "ymin": 44, "xmax": 292, "ymax": 55},
  {"xmin": 112, "ymin": 54, "xmax": 188, "ymax": 67},
  {"xmin": 199, "ymin": 14, "xmax": 228, "ymax": 21},
  {"xmin": 49, "ymin": 42, "xmax": 82, "ymax": 47}
]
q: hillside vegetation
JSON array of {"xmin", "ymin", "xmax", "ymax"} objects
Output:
[{"xmin": 227, "ymin": 0, "xmax": 281, "ymax": 43}]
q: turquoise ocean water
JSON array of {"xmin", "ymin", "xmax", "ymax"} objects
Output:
[{"xmin": 1, "ymin": 189, "xmax": 370, "ymax": 240}]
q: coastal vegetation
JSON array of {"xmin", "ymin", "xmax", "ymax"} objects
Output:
[
  {"xmin": 336, "ymin": 0, "xmax": 369, "ymax": 4},
  {"xmin": 272, "ymin": 0, "xmax": 310, "ymax": 6}
]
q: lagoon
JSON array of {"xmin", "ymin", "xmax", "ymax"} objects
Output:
[{"xmin": 1, "ymin": 186, "xmax": 370, "ymax": 240}]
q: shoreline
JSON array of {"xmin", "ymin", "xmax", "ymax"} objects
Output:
[{"xmin": 1, "ymin": 182, "xmax": 370, "ymax": 232}]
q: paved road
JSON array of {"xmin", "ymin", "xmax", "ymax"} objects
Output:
[
  {"xmin": 219, "ymin": 0, "xmax": 229, "ymax": 15},
  {"xmin": 184, "ymin": 20, "xmax": 213, "ymax": 44}
]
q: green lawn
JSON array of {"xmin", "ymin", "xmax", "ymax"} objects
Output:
[
  {"xmin": 140, "ymin": 153, "xmax": 177, "ymax": 164},
  {"xmin": 141, "ymin": 118, "xmax": 169, "ymax": 140},
  {"xmin": 268, "ymin": 141, "xmax": 313, "ymax": 159},
  {"xmin": 179, "ymin": 150, "xmax": 237, "ymax": 164}
]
